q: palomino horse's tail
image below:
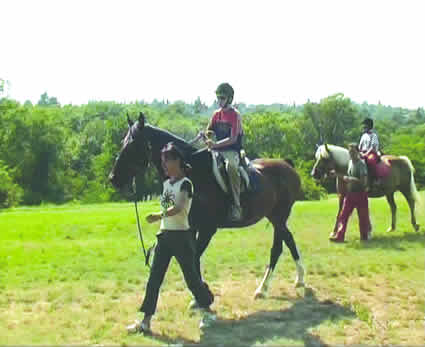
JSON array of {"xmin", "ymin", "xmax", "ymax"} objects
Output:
[{"xmin": 399, "ymin": 156, "xmax": 420, "ymax": 203}]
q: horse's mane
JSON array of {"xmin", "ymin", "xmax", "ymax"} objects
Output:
[
  {"xmin": 145, "ymin": 124, "xmax": 198, "ymax": 155},
  {"xmin": 316, "ymin": 144, "xmax": 348, "ymax": 160}
]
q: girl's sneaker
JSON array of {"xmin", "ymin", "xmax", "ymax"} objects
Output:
[
  {"xmin": 199, "ymin": 309, "xmax": 216, "ymax": 329},
  {"xmin": 127, "ymin": 320, "xmax": 151, "ymax": 334}
]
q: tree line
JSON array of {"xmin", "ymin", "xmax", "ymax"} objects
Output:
[{"xmin": 0, "ymin": 92, "xmax": 424, "ymax": 208}]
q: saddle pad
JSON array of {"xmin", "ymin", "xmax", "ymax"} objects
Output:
[{"xmin": 376, "ymin": 158, "xmax": 392, "ymax": 178}]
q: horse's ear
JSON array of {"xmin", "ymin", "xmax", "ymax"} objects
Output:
[
  {"xmin": 126, "ymin": 113, "xmax": 134, "ymax": 127},
  {"xmin": 138, "ymin": 112, "xmax": 145, "ymax": 129},
  {"xmin": 324, "ymin": 143, "xmax": 330, "ymax": 153}
]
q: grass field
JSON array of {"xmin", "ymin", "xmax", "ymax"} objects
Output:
[{"xmin": 1, "ymin": 192, "xmax": 424, "ymax": 345}]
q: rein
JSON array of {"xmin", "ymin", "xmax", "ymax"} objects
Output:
[
  {"xmin": 132, "ymin": 181, "xmax": 152, "ymax": 268},
  {"xmin": 134, "ymin": 199, "xmax": 151, "ymax": 267}
]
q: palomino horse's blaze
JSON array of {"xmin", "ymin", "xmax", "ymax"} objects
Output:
[
  {"xmin": 109, "ymin": 113, "xmax": 305, "ymax": 298},
  {"xmin": 311, "ymin": 144, "xmax": 420, "ymax": 233}
]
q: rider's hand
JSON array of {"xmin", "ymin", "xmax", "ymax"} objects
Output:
[{"xmin": 328, "ymin": 169, "xmax": 336, "ymax": 178}]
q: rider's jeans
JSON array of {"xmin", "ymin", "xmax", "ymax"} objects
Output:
[{"xmin": 218, "ymin": 150, "xmax": 241, "ymax": 207}]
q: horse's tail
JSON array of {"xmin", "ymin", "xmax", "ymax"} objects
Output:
[{"xmin": 399, "ymin": 156, "xmax": 420, "ymax": 203}]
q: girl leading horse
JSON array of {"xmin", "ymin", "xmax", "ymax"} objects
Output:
[
  {"xmin": 311, "ymin": 144, "xmax": 420, "ymax": 233},
  {"xmin": 109, "ymin": 112, "xmax": 305, "ymax": 299}
]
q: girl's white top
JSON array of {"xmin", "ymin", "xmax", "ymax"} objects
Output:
[{"xmin": 160, "ymin": 177, "xmax": 193, "ymax": 231}]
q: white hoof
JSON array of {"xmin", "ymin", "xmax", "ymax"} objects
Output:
[
  {"xmin": 295, "ymin": 265, "xmax": 305, "ymax": 288},
  {"xmin": 386, "ymin": 227, "xmax": 396, "ymax": 232}
]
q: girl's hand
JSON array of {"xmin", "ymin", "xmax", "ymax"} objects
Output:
[
  {"xmin": 343, "ymin": 175, "xmax": 351, "ymax": 183},
  {"xmin": 206, "ymin": 139, "xmax": 215, "ymax": 149},
  {"xmin": 146, "ymin": 213, "xmax": 161, "ymax": 223}
]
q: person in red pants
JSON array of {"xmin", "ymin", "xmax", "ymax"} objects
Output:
[{"xmin": 330, "ymin": 143, "xmax": 372, "ymax": 243}]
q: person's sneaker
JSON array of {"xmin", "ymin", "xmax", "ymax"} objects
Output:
[
  {"xmin": 368, "ymin": 227, "xmax": 373, "ymax": 240},
  {"xmin": 329, "ymin": 231, "xmax": 337, "ymax": 239},
  {"xmin": 126, "ymin": 320, "xmax": 151, "ymax": 334},
  {"xmin": 229, "ymin": 205, "xmax": 242, "ymax": 222},
  {"xmin": 361, "ymin": 227, "xmax": 373, "ymax": 241},
  {"xmin": 199, "ymin": 309, "xmax": 216, "ymax": 329}
]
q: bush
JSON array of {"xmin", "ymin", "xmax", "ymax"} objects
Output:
[
  {"xmin": 0, "ymin": 161, "xmax": 23, "ymax": 208},
  {"xmin": 296, "ymin": 162, "xmax": 327, "ymax": 201}
]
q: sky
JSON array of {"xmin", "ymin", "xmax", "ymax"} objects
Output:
[{"xmin": 1, "ymin": 0, "xmax": 424, "ymax": 109}]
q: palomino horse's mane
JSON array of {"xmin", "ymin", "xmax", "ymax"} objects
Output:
[{"xmin": 315, "ymin": 144, "xmax": 347, "ymax": 160}]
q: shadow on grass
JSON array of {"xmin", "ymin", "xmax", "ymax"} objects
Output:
[
  {"xmin": 141, "ymin": 331, "xmax": 197, "ymax": 346},
  {"xmin": 346, "ymin": 231, "xmax": 425, "ymax": 251},
  {"xmin": 198, "ymin": 287, "xmax": 355, "ymax": 346}
]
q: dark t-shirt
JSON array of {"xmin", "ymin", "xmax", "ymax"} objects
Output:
[{"xmin": 347, "ymin": 159, "xmax": 368, "ymax": 192}]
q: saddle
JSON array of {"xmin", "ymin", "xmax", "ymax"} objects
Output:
[
  {"xmin": 364, "ymin": 151, "xmax": 391, "ymax": 179},
  {"xmin": 211, "ymin": 149, "xmax": 260, "ymax": 194}
]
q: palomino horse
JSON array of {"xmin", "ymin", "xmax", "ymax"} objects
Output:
[
  {"xmin": 311, "ymin": 144, "xmax": 420, "ymax": 233},
  {"xmin": 109, "ymin": 112, "xmax": 305, "ymax": 298}
]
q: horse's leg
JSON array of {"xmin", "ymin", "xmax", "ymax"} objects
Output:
[
  {"xmin": 331, "ymin": 177, "xmax": 345, "ymax": 237},
  {"xmin": 332, "ymin": 193, "xmax": 344, "ymax": 237},
  {"xmin": 194, "ymin": 226, "xmax": 217, "ymax": 279},
  {"xmin": 255, "ymin": 205, "xmax": 304, "ymax": 299},
  {"xmin": 254, "ymin": 221, "xmax": 282, "ymax": 299},
  {"xmin": 400, "ymin": 189, "xmax": 420, "ymax": 232},
  {"xmin": 385, "ymin": 192, "xmax": 397, "ymax": 232},
  {"xmin": 189, "ymin": 226, "xmax": 217, "ymax": 309}
]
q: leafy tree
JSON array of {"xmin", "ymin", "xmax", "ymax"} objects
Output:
[
  {"xmin": 0, "ymin": 160, "xmax": 23, "ymax": 208},
  {"xmin": 304, "ymin": 94, "xmax": 358, "ymax": 146}
]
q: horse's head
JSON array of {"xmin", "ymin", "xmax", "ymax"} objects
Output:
[
  {"xmin": 311, "ymin": 144, "xmax": 336, "ymax": 180},
  {"xmin": 109, "ymin": 112, "xmax": 150, "ymax": 190}
]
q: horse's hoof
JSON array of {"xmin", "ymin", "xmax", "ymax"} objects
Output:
[
  {"xmin": 254, "ymin": 291, "xmax": 265, "ymax": 299},
  {"xmin": 414, "ymin": 224, "xmax": 420, "ymax": 232},
  {"xmin": 386, "ymin": 227, "xmax": 395, "ymax": 232}
]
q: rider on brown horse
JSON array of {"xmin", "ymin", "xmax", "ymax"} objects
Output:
[{"xmin": 204, "ymin": 83, "xmax": 244, "ymax": 222}]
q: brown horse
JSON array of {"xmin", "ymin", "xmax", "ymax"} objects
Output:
[
  {"xmin": 311, "ymin": 144, "xmax": 420, "ymax": 233},
  {"xmin": 109, "ymin": 112, "xmax": 305, "ymax": 299}
]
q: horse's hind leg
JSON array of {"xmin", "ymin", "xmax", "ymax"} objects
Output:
[
  {"xmin": 254, "ymin": 206, "xmax": 304, "ymax": 299},
  {"xmin": 385, "ymin": 192, "xmax": 397, "ymax": 232},
  {"xmin": 282, "ymin": 226, "xmax": 305, "ymax": 288},
  {"xmin": 400, "ymin": 189, "xmax": 420, "ymax": 232}
]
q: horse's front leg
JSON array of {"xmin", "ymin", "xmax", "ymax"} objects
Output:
[
  {"xmin": 193, "ymin": 227, "xmax": 216, "ymax": 278},
  {"xmin": 331, "ymin": 194, "xmax": 344, "ymax": 238},
  {"xmin": 189, "ymin": 226, "xmax": 217, "ymax": 309},
  {"xmin": 385, "ymin": 193, "xmax": 397, "ymax": 232},
  {"xmin": 255, "ymin": 213, "xmax": 304, "ymax": 299},
  {"xmin": 331, "ymin": 178, "xmax": 346, "ymax": 238}
]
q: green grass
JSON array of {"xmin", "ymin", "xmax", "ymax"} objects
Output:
[{"xmin": 1, "ymin": 192, "xmax": 424, "ymax": 345}]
